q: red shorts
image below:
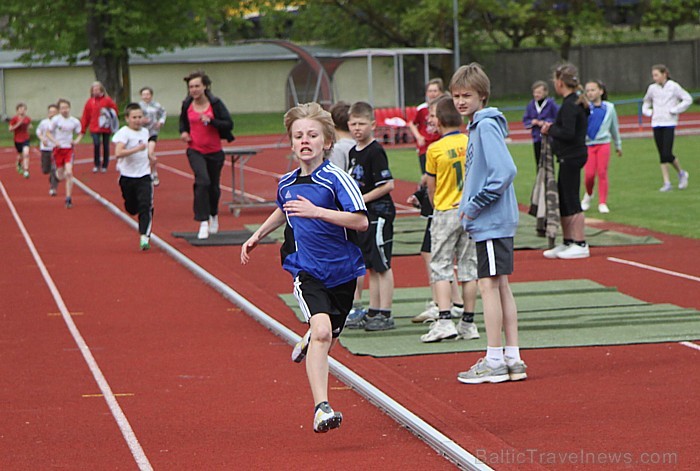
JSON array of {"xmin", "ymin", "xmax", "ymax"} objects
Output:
[{"xmin": 53, "ymin": 148, "xmax": 74, "ymax": 168}]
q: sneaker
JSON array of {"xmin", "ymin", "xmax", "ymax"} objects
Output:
[
  {"xmin": 411, "ymin": 301, "xmax": 438, "ymax": 323},
  {"xmin": 556, "ymin": 243, "xmax": 590, "ymax": 259},
  {"xmin": 543, "ymin": 244, "xmax": 569, "ymax": 259},
  {"xmin": 100, "ymin": 167, "xmax": 107, "ymax": 173},
  {"xmin": 457, "ymin": 358, "xmax": 509, "ymax": 384},
  {"xmin": 456, "ymin": 320, "xmax": 480, "ymax": 340},
  {"xmin": 344, "ymin": 307, "xmax": 367, "ymax": 329},
  {"xmin": 506, "ymin": 358, "xmax": 528, "ymax": 381},
  {"xmin": 17, "ymin": 162, "xmax": 23, "ymax": 174},
  {"xmin": 152, "ymin": 173, "xmax": 160, "ymax": 187},
  {"xmin": 139, "ymin": 235, "xmax": 150, "ymax": 251},
  {"xmin": 581, "ymin": 193, "xmax": 592, "ymax": 211},
  {"xmin": 49, "ymin": 188, "xmax": 57, "ymax": 196},
  {"xmin": 291, "ymin": 329, "xmax": 311, "ymax": 363},
  {"xmin": 313, "ymin": 402, "xmax": 342, "ymax": 433},
  {"xmin": 197, "ymin": 221, "xmax": 209, "ymax": 239},
  {"xmin": 420, "ymin": 319, "xmax": 458, "ymax": 343},
  {"xmin": 450, "ymin": 305, "xmax": 465, "ymax": 319},
  {"xmin": 363, "ymin": 314, "xmax": 395, "ymax": 331},
  {"xmin": 209, "ymin": 215, "xmax": 219, "ymax": 234},
  {"xmin": 92, "ymin": 166, "xmax": 99, "ymax": 173},
  {"xmin": 659, "ymin": 182, "xmax": 672, "ymax": 192},
  {"xmin": 23, "ymin": 171, "xmax": 29, "ymax": 179},
  {"xmin": 598, "ymin": 203, "xmax": 610, "ymax": 213},
  {"xmin": 65, "ymin": 197, "xmax": 73, "ymax": 209},
  {"xmin": 679, "ymin": 171, "xmax": 689, "ymax": 190}
]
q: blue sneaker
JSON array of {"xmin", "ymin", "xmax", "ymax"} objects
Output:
[
  {"xmin": 363, "ymin": 314, "xmax": 395, "ymax": 332},
  {"xmin": 345, "ymin": 306, "xmax": 367, "ymax": 329}
]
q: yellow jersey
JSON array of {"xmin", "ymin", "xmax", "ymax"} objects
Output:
[{"xmin": 425, "ymin": 131, "xmax": 468, "ymax": 211}]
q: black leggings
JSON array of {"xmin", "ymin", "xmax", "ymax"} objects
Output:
[
  {"xmin": 653, "ymin": 126, "xmax": 676, "ymax": 164},
  {"xmin": 186, "ymin": 148, "xmax": 225, "ymax": 221},
  {"xmin": 91, "ymin": 132, "xmax": 111, "ymax": 169}
]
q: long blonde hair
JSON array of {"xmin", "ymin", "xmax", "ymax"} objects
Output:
[{"xmin": 554, "ymin": 63, "xmax": 588, "ymax": 109}]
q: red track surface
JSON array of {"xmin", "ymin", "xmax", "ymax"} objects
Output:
[{"xmin": 2, "ymin": 132, "xmax": 699, "ymax": 470}]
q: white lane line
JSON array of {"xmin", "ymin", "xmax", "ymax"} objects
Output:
[
  {"xmin": 0, "ymin": 180, "xmax": 153, "ymax": 471},
  {"xmin": 680, "ymin": 341, "xmax": 700, "ymax": 352},
  {"xmin": 607, "ymin": 257, "xmax": 700, "ymax": 283},
  {"xmin": 73, "ymin": 177, "xmax": 490, "ymax": 471}
]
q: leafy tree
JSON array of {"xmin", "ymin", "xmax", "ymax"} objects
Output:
[{"xmin": 642, "ymin": 0, "xmax": 700, "ymax": 41}]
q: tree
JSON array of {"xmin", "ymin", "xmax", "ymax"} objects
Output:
[
  {"xmin": 642, "ymin": 0, "xmax": 700, "ymax": 41},
  {"xmin": 0, "ymin": 0, "xmax": 204, "ymax": 105}
]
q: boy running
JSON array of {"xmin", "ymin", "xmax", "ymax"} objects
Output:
[
  {"xmin": 345, "ymin": 102, "xmax": 396, "ymax": 332},
  {"xmin": 139, "ymin": 86, "xmax": 166, "ymax": 186},
  {"xmin": 420, "ymin": 96, "xmax": 479, "ymax": 343},
  {"xmin": 36, "ymin": 104, "xmax": 60, "ymax": 195},
  {"xmin": 241, "ymin": 102, "xmax": 368, "ymax": 433},
  {"xmin": 113, "ymin": 103, "xmax": 155, "ymax": 251},
  {"xmin": 47, "ymin": 99, "xmax": 82, "ymax": 208},
  {"xmin": 9, "ymin": 103, "xmax": 32, "ymax": 178},
  {"xmin": 452, "ymin": 63, "xmax": 527, "ymax": 384}
]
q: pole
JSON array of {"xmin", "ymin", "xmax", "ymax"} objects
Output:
[{"xmin": 453, "ymin": 0, "xmax": 460, "ymax": 71}]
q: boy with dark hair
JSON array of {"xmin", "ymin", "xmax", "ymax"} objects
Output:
[
  {"xmin": 451, "ymin": 63, "xmax": 527, "ymax": 383},
  {"xmin": 9, "ymin": 103, "xmax": 32, "ymax": 178},
  {"xmin": 112, "ymin": 103, "xmax": 155, "ymax": 250},
  {"xmin": 345, "ymin": 101, "xmax": 396, "ymax": 332},
  {"xmin": 328, "ymin": 101, "xmax": 355, "ymax": 172},
  {"xmin": 36, "ymin": 104, "xmax": 60, "ymax": 195}
]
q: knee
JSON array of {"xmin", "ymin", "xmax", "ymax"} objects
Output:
[{"xmin": 310, "ymin": 324, "xmax": 333, "ymax": 345}]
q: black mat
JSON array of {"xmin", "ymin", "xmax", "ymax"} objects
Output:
[{"xmin": 172, "ymin": 229, "xmax": 275, "ymax": 247}]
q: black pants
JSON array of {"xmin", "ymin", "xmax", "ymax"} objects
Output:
[
  {"xmin": 533, "ymin": 141, "xmax": 542, "ymax": 167},
  {"xmin": 92, "ymin": 132, "xmax": 111, "ymax": 169},
  {"xmin": 41, "ymin": 150, "xmax": 58, "ymax": 190},
  {"xmin": 119, "ymin": 175, "xmax": 154, "ymax": 236},
  {"xmin": 653, "ymin": 126, "xmax": 676, "ymax": 164},
  {"xmin": 186, "ymin": 148, "xmax": 225, "ymax": 221}
]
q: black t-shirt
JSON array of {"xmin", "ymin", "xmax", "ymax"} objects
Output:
[
  {"xmin": 549, "ymin": 93, "xmax": 589, "ymax": 161},
  {"xmin": 348, "ymin": 140, "xmax": 394, "ymax": 211}
]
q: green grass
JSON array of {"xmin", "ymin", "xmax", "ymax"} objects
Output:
[{"xmin": 387, "ymin": 135, "xmax": 700, "ymax": 239}]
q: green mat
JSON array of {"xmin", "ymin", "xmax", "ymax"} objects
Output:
[
  {"xmin": 279, "ymin": 280, "xmax": 700, "ymax": 357},
  {"xmin": 248, "ymin": 215, "xmax": 660, "ymax": 256}
]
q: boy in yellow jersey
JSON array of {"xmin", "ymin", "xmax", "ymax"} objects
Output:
[{"xmin": 420, "ymin": 96, "xmax": 479, "ymax": 343}]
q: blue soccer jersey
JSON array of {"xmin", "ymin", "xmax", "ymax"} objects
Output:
[{"xmin": 277, "ymin": 160, "xmax": 367, "ymax": 288}]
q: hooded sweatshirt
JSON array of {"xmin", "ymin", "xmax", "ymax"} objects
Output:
[
  {"xmin": 586, "ymin": 100, "xmax": 622, "ymax": 151},
  {"xmin": 458, "ymin": 107, "xmax": 519, "ymax": 242},
  {"xmin": 642, "ymin": 79, "xmax": 692, "ymax": 128}
]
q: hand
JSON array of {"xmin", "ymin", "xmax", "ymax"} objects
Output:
[
  {"xmin": 540, "ymin": 122, "xmax": 551, "ymax": 135},
  {"xmin": 241, "ymin": 235, "xmax": 259, "ymax": 265},
  {"xmin": 616, "ymin": 149, "xmax": 623, "ymax": 157},
  {"xmin": 406, "ymin": 194, "xmax": 419, "ymax": 205},
  {"xmin": 138, "ymin": 143, "xmax": 148, "ymax": 151},
  {"xmin": 200, "ymin": 114, "xmax": 211, "ymax": 125},
  {"xmin": 416, "ymin": 135, "xmax": 426, "ymax": 148},
  {"xmin": 180, "ymin": 132, "xmax": 191, "ymax": 143},
  {"xmin": 283, "ymin": 195, "xmax": 321, "ymax": 219},
  {"xmin": 154, "ymin": 122, "xmax": 162, "ymax": 130},
  {"xmin": 419, "ymin": 173, "xmax": 428, "ymax": 187}
]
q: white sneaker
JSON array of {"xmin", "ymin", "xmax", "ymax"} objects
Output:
[
  {"xmin": 49, "ymin": 188, "xmax": 57, "ymax": 196},
  {"xmin": 197, "ymin": 221, "xmax": 209, "ymax": 239},
  {"xmin": 92, "ymin": 166, "xmax": 98, "ymax": 173},
  {"xmin": 581, "ymin": 193, "xmax": 592, "ymax": 211},
  {"xmin": 556, "ymin": 243, "xmax": 590, "ymax": 259},
  {"xmin": 456, "ymin": 320, "xmax": 480, "ymax": 339},
  {"xmin": 411, "ymin": 301, "xmax": 439, "ymax": 323},
  {"xmin": 209, "ymin": 215, "xmax": 219, "ymax": 234},
  {"xmin": 598, "ymin": 203, "xmax": 610, "ymax": 213},
  {"xmin": 659, "ymin": 182, "xmax": 672, "ymax": 192},
  {"xmin": 543, "ymin": 244, "xmax": 569, "ymax": 259},
  {"xmin": 313, "ymin": 402, "xmax": 342, "ymax": 433},
  {"xmin": 679, "ymin": 171, "xmax": 689, "ymax": 190},
  {"xmin": 420, "ymin": 319, "xmax": 459, "ymax": 343}
]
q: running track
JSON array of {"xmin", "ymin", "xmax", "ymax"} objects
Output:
[{"xmin": 2, "ymin": 132, "xmax": 698, "ymax": 469}]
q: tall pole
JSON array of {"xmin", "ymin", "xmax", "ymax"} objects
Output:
[{"xmin": 453, "ymin": 0, "xmax": 460, "ymax": 71}]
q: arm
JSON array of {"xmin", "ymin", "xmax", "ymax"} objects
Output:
[
  {"xmin": 209, "ymin": 99, "xmax": 233, "ymax": 133},
  {"xmin": 407, "ymin": 121, "xmax": 425, "ymax": 148},
  {"xmin": 241, "ymin": 208, "xmax": 287, "ymax": 265},
  {"xmin": 609, "ymin": 105, "xmax": 622, "ymax": 155},
  {"xmin": 425, "ymin": 174, "xmax": 436, "ymax": 208},
  {"xmin": 670, "ymin": 83, "xmax": 693, "ymax": 115},
  {"xmin": 283, "ymin": 196, "xmax": 368, "ymax": 232},
  {"xmin": 114, "ymin": 141, "xmax": 147, "ymax": 158},
  {"xmin": 642, "ymin": 87, "xmax": 653, "ymax": 118},
  {"xmin": 179, "ymin": 99, "xmax": 191, "ymax": 143},
  {"xmin": 363, "ymin": 180, "xmax": 394, "ymax": 203},
  {"xmin": 523, "ymin": 101, "xmax": 535, "ymax": 128},
  {"xmin": 546, "ymin": 102, "xmax": 577, "ymax": 141}
]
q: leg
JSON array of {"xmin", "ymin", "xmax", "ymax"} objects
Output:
[
  {"xmin": 368, "ymin": 269, "xmax": 380, "ymax": 309},
  {"xmin": 499, "ymin": 276, "xmax": 519, "ymax": 347},
  {"xmin": 22, "ymin": 145, "xmax": 30, "ymax": 172},
  {"xmin": 596, "ymin": 144, "xmax": 610, "ymax": 204},
  {"xmin": 91, "ymin": 133, "xmax": 101, "ymax": 168},
  {"xmin": 561, "ymin": 213, "xmax": 585, "ymax": 241},
  {"xmin": 205, "ymin": 151, "xmax": 225, "ymax": 216},
  {"xmin": 136, "ymin": 177, "xmax": 154, "ymax": 236},
  {"xmin": 478, "ymin": 277, "xmax": 504, "ymax": 348},
  {"xmin": 64, "ymin": 162, "xmax": 74, "ymax": 198},
  {"xmin": 101, "ymin": 133, "xmax": 111, "ymax": 169},
  {"xmin": 583, "ymin": 146, "xmax": 597, "ymax": 197},
  {"xmin": 186, "ymin": 149, "xmax": 211, "ymax": 221},
  {"xmin": 533, "ymin": 141, "xmax": 542, "ymax": 167},
  {"xmin": 148, "ymin": 140, "xmax": 158, "ymax": 178},
  {"xmin": 305, "ymin": 314, "xmax": 334, "ymax": 406}
]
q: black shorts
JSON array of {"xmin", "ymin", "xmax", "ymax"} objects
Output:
[
  {"xmin": 358, "ymin": 205, "xmax": 395, "ymax": 273},
  {"xmin": 476, "ymin": 238, "xmax": 514, "ymax": 279},
  {"xmin": 15, "ymin": 140, "xmax": 29, "ymax": 154},
  {"xmin": 653, "ymin": 126, "xmax": 676, "ymax": 163},
  {"xmin": 148, "ymin": 135, "xmax": 159, "ymax": 143},
  {"xmin": 421, "ymin": 217, "xmax": 432, "ymax": 254},
  {"xmin": 293, "ymin": 272, "xmax": 357, "ymax": 338},
  {"xmin": 557, "ymin": 154, "xmax": 587, "ymax": 217}
]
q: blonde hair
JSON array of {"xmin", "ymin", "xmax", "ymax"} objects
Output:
[
  {"xmin": 553, "ymin": 63, "xmax": 589, "ymax": 109},
  {"xmin": 283, "ymin": 102, "xmax": 336, "ymax": 156},
  {"xmin": 426, "ymin": 78, "xmax": 445, "ymax": 92},
  {"xmin": 91, "ymin": 81, "xmax": 107, "ymax": 96},
  {"xmin": 449, "ymin": 62, "xmax": 490, "ymax": 106}
]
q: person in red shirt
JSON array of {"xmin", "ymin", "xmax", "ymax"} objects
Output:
[
  {"xmin": 178, "ymin": 70, "xmax": 234, "ymax": 239},
  {"xmin": 77, "ymin": 81, "xmax": 118, "ymax": 173},
  {"xmin": 9, "ymin": 102, "xmax": 32, "ymax": 178},
  {"xmin": 408, "ymin": 78, "xmax": 446, "ymax": 176}
]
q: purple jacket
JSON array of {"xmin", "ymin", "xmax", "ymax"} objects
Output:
[{"xmin": 523, "ymin": 97, "xmax": 559, "ymax": 143}]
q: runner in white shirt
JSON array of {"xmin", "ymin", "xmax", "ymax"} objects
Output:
[
  {"xmin": 47, "ymin": 99, "xmax": 83, "ymax": 208},
  {"xmin": 36, "ymin": 104, "xmax": 59, "ymax": 196},
  {"xmin": 112, "ymin": 103, "xmax": 154, "ymax": 250}
]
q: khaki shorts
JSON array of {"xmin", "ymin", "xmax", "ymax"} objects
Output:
[{"xmin": 429, "ymin": 209, "xmax": 477, "ymax": 283}]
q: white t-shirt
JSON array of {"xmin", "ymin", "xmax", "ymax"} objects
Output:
[
  {"xmin": 329, "ymin": 137, "xmax": 356, "ymax": 172},
  {"xmin": 112, "ymin": 126, "xmax": 151, "ymax": 178},
  {"xmin": 36, "ymin": 118, "xmax": 55, "ymax": 151},
  {"xmin": 50, "ymin": 115, "xmax": 82, "ymax": 149}
]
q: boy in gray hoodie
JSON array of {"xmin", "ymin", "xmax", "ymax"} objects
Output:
[{"xmin": 451, "ymin": 63, "xmax": 527, "ymax": 384}]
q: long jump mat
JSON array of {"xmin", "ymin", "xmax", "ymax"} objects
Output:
[
  {"xmin": 172, "ymin": 229, "xmax": 275, "ymax": 246},
  {"xmin": 279, "ymin": 279, "xmax": 700, "ymax": 357},
  {"xmin": 248, "ymin": 215, "xmax": 660, "ymax": 256}
]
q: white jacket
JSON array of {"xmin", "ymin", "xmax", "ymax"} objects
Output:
[{"xmin": 642, "ymin": 79, "xmax": 692, "ymax": 127}]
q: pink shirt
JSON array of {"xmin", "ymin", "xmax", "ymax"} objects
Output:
[{"xmin": 187, "ymin": 104, "xmax": 221, "ymax": 154}]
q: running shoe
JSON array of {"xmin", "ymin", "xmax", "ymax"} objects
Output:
[
  {"xmin": 152, "ymin": 173, "xmax": 160, "ymax": 187},
  {"xmin": 49, "ymin": 188, "xmax": 57, "ymax": 196},
  {"xmin": 92, "ymin": 166, "xmax": 99, "ymax": 173},
  {"xmin": 543, "ymin": 244, "xmax": 569, "ymax": 259},
  {"xmin": 100, "ymin": 167, "xmax": 107, "ymax": 173},
  {"xmin": 209, "ymin": 215, "xmax": 219, "ymax": 234},
  {"xmin": 411, "ymin": 301, "xmax": 438, "ymax": 323},
  {"xmin": 17, "ymin": 161, "xmax": 23, "ymax": 174},
  {"xmin": 457, "ymin": 358, "xmax": 509, "ymax": 384},
  {"xmin": 659, "ymin": 182, "xmax": 672, "ymax": 192},
  {"xmin": 344, "ymin": 306, "xmax": 367, "ymax": 329},
  {"xmin": 598, "ymin": 203, "xmax": 610, "ymax": 213},
  {"xmin": 420, "ymin": 319, "xmax": 458, "ymax": 343},
  {"xmin": 65, "ymin": 197, "xmax": 73, "ymax": 209},
  {"xmin": 506, "ymin": 358, "xmax": 528, "ymax": 381},
  {"xmin": 139, "ymin": 235, "xmax": 150, "ymax": 251},
  {"xmin": 679, "ymin": 171, "xmax": 689, "ymax": 190},
  {"xmin": 581, "ymin": 193, "xmax": 592, "ymax": 211},
  {"xmin": 197, "ymin": 221, "xmax": 209, "ymax": 239},
  {"xmin": 313, "ymin": 402, "xmax": 343, "ymax": 433},
  {"xmin": 556, "ymin": 243, "xmax": 590, "ymax": 259},
  {"xmin": 292, "ymin": 329, "xmax": 311, "ymax": 363},
  {"xmin": 363, "ymin": 314, "xmax": 395, "ymax": 331},
  {"xmin": 23, "ymin": 171, "xmax": 29, "ymax": 179},
  {"xmin": 456, "ymin": 320, "xmax": 480, "ymax": 340}
]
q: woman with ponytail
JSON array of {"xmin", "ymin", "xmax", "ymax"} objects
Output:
[{"xmin": 541, "ymin": 63, "xmax": 590, "ymax": 260}]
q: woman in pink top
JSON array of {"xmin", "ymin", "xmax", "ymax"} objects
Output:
[
  {"xmin": 179, "ymin": 70, "xmax": 234, "ymax": 239},
  {"xmin": 78, "ymin": 81, "xmax": 118, "ymax": 173}
]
